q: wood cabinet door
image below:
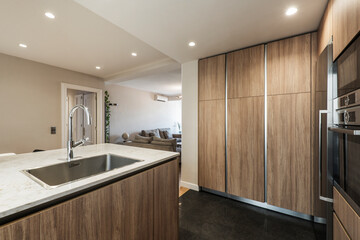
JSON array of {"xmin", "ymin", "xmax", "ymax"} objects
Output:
[
  {"xmin": 154, "ymin": 160, "xmax": 179, "ymax": 240},
  {"xmin": 333, "ymin": 213, "xmax": 351, "ymax": 240},
  {"xmin": 334, "ymin": 188, "xmax": 360, "ymax": 239},
  {"xmin": 112, "ymin": 170, "xmax": 154, "ymax": 240},
  {"xmin": 227, "ymin": 45, "xmax": 265, "ymax": 98},
  {"xmin": 40, "ymin": 201, "xmax": 72, "ymax": 240},
  {"xmin": 317, "ymin": 0, "xmax": 333, "ymax": 56},
  {"xmin": 0, "ymin": 214, "xmax": 39, "ymax": 240},
  {"xmin": 333, "ymin": 0, "xmax": 360, "ymax": 60},
  {"xmin": 227, "ymin": 97, "xmax": 264, "ymax": 202},
  {"xmin": 267, "ymin": 93, "xmax": 312, "ymax": 215},
  {"xmin": 198, "ymin": 55, "xmax": 226, "ymax": 101},
  {"xmin": 198, "ymin": 100, "xmax": 226, "ymax": 192},
  {"xmin": 267, "ymin": 34, "xmax": 311, "ymax": 95},
  {"xmin": 72, "ymin": 186, "xmax": 112, "ymax": 240}
]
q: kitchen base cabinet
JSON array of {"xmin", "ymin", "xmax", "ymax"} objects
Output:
[
  {"xmin": 0, "ymin": 159, "xmax": 179, "ymax": 240},
  {"xmin": 112, "ymin": 170, "xmax": 154, "ymax": 240},
  {"xmin": 0, "ymin": 214, "xmax": 39, "ymax": 240},
  {"xmin": 333, "ymin": 213, "xmax": 351, "ymax": 240},
  {"xmin": 154, "ymin": 160, "xmax": 179, "ymax": 240}
]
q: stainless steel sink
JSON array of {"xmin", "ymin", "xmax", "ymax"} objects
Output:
[{"xmin": 22, "ymin": 154, "xmax": 143, "ymax": 189}]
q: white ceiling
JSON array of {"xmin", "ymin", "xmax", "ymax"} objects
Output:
[
  {"xmin": 0, "ymin": 0, "xmax": 173, "ymax": 78},
  {"xmin": 75, "ymin": 0, "xmax": 327, "ymax": 63},
  {"xmin": 115, "ymin": 68, "xmax": 182, "ymax": 96}
]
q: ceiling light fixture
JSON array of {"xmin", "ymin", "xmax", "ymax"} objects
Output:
[
  {"xmin": 131, "ymin": 52, "xmax": 137, "ymax": 56},
  {"xmin": 188, "ymin": 42, "xmax": 196, "ymax": 47},
  {"xmin": 45, "ymin": 12, "xmax": 55, "ymax": 19},
  {"xmin": 19, "ymin": 43, "xmax": 27, "ymax": 48},
  {"xmin": 95, "ymin": 66, "xmax": 101, "ymax": 70},
  {"xmin": 286, "ymin": 7, "xmax": 298, "ymax": 16}
]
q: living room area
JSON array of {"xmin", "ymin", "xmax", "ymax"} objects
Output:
[{"xmin": 104, "ymin": 67, "xmax": 183, "ymax": 158}]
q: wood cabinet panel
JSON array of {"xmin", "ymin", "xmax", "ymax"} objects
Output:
[
  {"xmin": 333, "ymin": 187, "xmax": 360, "ymax": 239},
  {"xmin": 198, "ymin": 100, "xmax": 226, "ymax": 192},
  {"xmin": 227, "ymin": 97, "xmax": 264, "ymax": 202},
  {"xmin": 267, "ymin": 34, "xmax": 311, "ymax": 95},
  {"xmin": 267, "ymin": 93, "xmax": 312, "ymax": 214},
  {"xmin": 154, "ymin": 160, "xmax": 179, "ymax": 240},
  {"xmin": 333, "ymin": 213, "xmax": 351, "ymax": 240},
  {"xmin": 112, "ymin": 170, "xmax": 154, "ymax": 240},
  {"xmin": 71, "ymin": 185, "xmax": 112, "ymax": 240},
  {"xmin": 317, "ymin": 0, "xmax": 333, "ymax": 56},
  {"xmin": 227, "ymin": 45, "xmax": 265, "ymax": 98},
  {"xmin": 333, "ymin": 0, "xmax": 360, "ymax": 60},
  {"xmin": 198, "ymin": 55, "xmax": 226, "ymax": 101},
  {"xmin": 40, "ymin": 201, "xmax": 71, "ymax": 240},
  {"xmin": 0, "ymin": 214, "xmax": 39, "ymax": 240}
]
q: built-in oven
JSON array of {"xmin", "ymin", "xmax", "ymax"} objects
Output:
[{"xmin": 329, "ymin": 34, "xmax": 360, "ymax": 215}]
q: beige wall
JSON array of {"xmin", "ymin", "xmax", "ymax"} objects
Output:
[
  {"xmin": 105, "ymin": 84, "xmax": 181, "ymax": 143},
  {"xmin": 0, "ymin": 53, "xmax": 104, "ymax": 154},
  {"xmin": 180, "ymin": 60, "xmax": 199, "ymax": 191}
]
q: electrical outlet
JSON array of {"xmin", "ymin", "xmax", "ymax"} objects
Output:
[{"xmin": 51, "ymin": 127, "xmax": 56, "ymax": 134}]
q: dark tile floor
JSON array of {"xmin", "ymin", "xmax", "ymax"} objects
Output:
[{"xmin": 179, "ymin": 190, "xmax": 326, "ymax": 240}]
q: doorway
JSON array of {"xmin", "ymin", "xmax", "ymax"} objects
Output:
[{"xmin": 61, "ymin": 83, "xmax": 103, "ymax": 148}]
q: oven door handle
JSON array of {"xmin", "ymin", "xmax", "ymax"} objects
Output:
[
  {"xmin": 328, "ymin": 127, "xmax": 360, "ymax": 135},
  {"xmin": 319, "ymin": 110, "xmax": 334, "ymax": 203}
]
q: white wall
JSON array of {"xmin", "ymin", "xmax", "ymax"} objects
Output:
[
  {"xmin": 180, "ymin": 60, "xmax": 199, "ymax": 191},
  {"xmin": 105, "ymin": 84, "xmax": 181, "ymax": 143},
  {"xmin": 0, "ymin": 53, "xmax": 104, "ymax": 154}
]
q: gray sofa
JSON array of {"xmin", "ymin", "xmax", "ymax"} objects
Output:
[{"xmin": 123, "ymin": 128, "xmax": 181, "ymax": 154}]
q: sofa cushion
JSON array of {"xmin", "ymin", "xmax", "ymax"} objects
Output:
[
  {"xmin": 141, "ymin": 129, "xmax": 160, "ymax": 138},
  {"xmin": 152, "ymin": 137, "xmax": 177, "ymax": 151},
  {"xmin": 134, "ymin": 134, "xmax": 152, "ymax": 143}
]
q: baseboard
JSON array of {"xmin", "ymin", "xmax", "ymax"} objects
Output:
[{"xmin": 180, "ymin": 180, "xmax": 199, "ymax": 191}]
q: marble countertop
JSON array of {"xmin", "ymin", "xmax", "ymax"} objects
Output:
[{"xmin": 0, "ymin": 144, "xmax": 179, "ymax": 220}]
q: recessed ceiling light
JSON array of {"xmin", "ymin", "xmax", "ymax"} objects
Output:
[
  {"xmin": 19, "ymin": 43, "xmax": 27, "ymax": 48},
  {"xmin": 45, "ymin": 12, "xmax": 55, "ymax": 19},
  {"xmin": 95, "ymin": 66, "xmax": 101, "ymax": 70},
  {"xmin": 286, "ymin": 7, "xmax": 298, "ymax": 16},
  {"xmin": 131, "ymin": 52, "xmax": 137, "ymax": 57},
  {"xmin": 188, "ymin": 42, "xmax": 196, "ymax": 47}
]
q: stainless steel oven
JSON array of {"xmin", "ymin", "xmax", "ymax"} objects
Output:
[{"xmin": 330, "ymin": 34, "xmax": 360, "ymax": 216}]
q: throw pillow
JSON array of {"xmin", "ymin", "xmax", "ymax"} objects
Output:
[
  {"xmin": 142, "ymin": 129, "xmax": 161, "ymax": 138},
  {"xmin": 158, "ymin": 128, "xmax": 171, "ymax": 139},
  {"xmin": 163, "ymin": 129, "xmax": 173, "ymax": 139}
]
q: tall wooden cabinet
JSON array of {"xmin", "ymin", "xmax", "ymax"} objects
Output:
[
  {"xmin": 198, "ymin": 33, "xmax": 316, "ymax": 216},
  {"xmin": 198, "ymin": 55, "xmax": 226, "ymax": 192},
  {"xmin": 226, "ymin": 45, "xmax": 265, "ymax": 202},
  {"xmin": 266, "ymin": 34, "xmax": 313, "ymax": 215}
]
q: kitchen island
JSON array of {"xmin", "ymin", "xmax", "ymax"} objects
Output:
[{"xmin": 0, "ymin": 144, "xmax": 179, "ymax": 239}]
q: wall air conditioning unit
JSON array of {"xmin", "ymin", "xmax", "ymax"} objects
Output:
[{"xmin": 154, "ymin": 94, "xmax": 168, "ymax": 102}]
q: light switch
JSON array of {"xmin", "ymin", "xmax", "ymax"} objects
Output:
[{"xmin": 51, "ymin": 127, "xmax": 56, "ymax": 134}]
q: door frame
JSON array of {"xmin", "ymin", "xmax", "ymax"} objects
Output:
[{"xmin": 61, "ymin": 83, "xmax": 103, "ymax": 148}]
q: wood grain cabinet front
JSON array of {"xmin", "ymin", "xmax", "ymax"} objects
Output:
[
  {"xmin": 198, "ymin": 100, "xmax": 226, "ymax": 192},
  {"xmin": 267, "ymin": 34, "xmax": 311, "ymax": 95},
  {"xmin": 333, "ymin": 187, "xmax": 360, "ymax": 240},
  {"xmin": 227, "ymin": 97, "xmax": 264, "ymax": 202},
  {"xmin": 0, "ymin": 214, "xmax": 40, "ymax": 240},
  {"xmin": 332, "ymin": 0, "xmax": 360, "ymax": 60},
  {"xmin": 267, "ymin": 93, "xmax": 312, "ymax": 215},
  {"xmin": 198, "ymin": 55, "xmax": 226, "ymax": 101},
  {"xmin": 0, "ymin": 159, "xmax": 179, "ymax": 240},
  {"xmin": 333, "ymin": 213, "xmax": 351, "ymax": 240}
]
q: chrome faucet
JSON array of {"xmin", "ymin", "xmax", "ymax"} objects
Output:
[{"xmin": 67, "ymin": 104, "xmax": 92, "ymax": 162}]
